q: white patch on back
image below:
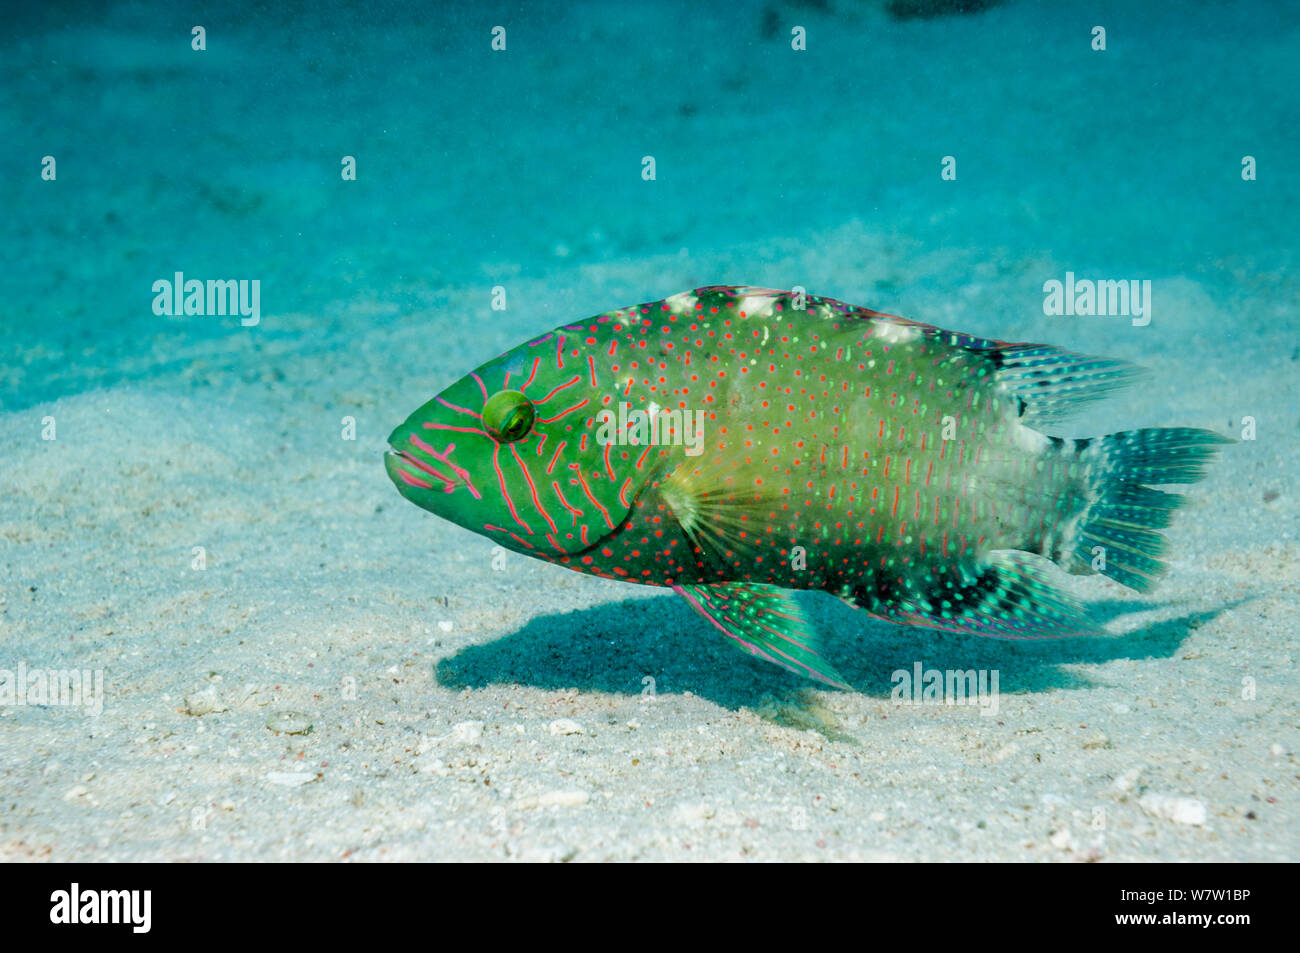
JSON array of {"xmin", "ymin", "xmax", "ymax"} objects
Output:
[
  {"xmin": 738, "ymin": 295, "xmax": 775, "ymax": 318},
  {"xmin": 664, "ymin": 291, "xmax": 698, "ymax": 313},
  {"xmin": 872, "ymin": 320, "xmax": 922, "ymax": 345}
]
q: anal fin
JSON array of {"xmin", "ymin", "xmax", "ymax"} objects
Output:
[
  {"xmin": 848, "ymin": 552, "xmax": 1103, "ymax": 641},
  {"xmin": 673, "ymin": 582, "xmax": 852, "ymax": 689}
]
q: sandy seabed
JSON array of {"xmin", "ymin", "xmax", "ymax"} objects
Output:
[{"xmin": 2, "ymin": 227, "xmax": 1296, "ymax": 861}]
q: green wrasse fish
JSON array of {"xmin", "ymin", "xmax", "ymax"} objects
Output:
[{"xmin": 386, "ymin": 286, "xmax": 1228, "ymax": 689}]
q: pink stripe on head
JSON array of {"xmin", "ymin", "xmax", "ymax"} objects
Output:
[
  {"xmin": 546, "ymin": 440, "xmax": 566, "ymax": 474},
  {"xmin": 522, "ymin": 357, "xmax": 541, "ymax": 391},
  {"xmin": 409, "ymin": 435, "xmax": 483, "ymax": 500},
  {"xmin": 572, "ymin": 465, "xmax": 614, "ymax": 529},
  {"xmin": 506, "ymin": 531, "xmax": 535, "ymax": 549},
  {"xmin": 536, "ymin": 398, "xmax": 589, "ymax": 425},
  {"xmin": 398, "ymin": 448, "xmax": 458, "ymax": 491},
  {"xmin": 436, "ymin": 396, "xmax": 483, "ymax": 419},
  {"xmin": 492, "ymin": 444, "xmax": 532, "ymax": 533},
  {"xmin": 423, "ymin": 422, "xmax": 491, "ymax": 437},
  {"xmin": 469, "ymin": 372, "xmax": 490, "ymax": 401},
  {"xmin": 510, "ymin": 443, "xmax": 559, "ymax": 535},
  {"xmin": 396, "ymin": 468, "xmax": 434, "ymax": 490},
  {"xmin": 535, "ymin": 375, "xmax": 581, "ymax": 405}
]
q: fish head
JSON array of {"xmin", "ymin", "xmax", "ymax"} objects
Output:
[{"xmin": 385, "ymin": 313, "xmax": 690, "ymax": 563}]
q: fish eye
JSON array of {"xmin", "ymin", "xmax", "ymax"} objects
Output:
[{"xmin": 482, "ymin": 390, "xmax": 535, "ymax": 443}]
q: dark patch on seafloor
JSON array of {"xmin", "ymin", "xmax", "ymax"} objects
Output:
[
  {"xmin": 884, "ymin": 0, "xmax": 1004, "ymax": 21},
  {"xmin": 435, "ymin": 590, "xmax": 1237, "ymax": 726}
]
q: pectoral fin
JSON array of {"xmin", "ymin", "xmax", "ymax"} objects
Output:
[{"xmin": 673, "ymin": 582, "xmax": 852, "ymax": 690}]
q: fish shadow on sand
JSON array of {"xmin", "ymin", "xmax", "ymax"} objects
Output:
[{"xmin": 434, "ymin": 592, "xmax": 1236, "ymax": 711}]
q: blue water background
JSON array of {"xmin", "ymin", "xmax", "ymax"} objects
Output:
[{"xmin": 2, "ymin": 0, "xmax": 1296, "ymax": 410}]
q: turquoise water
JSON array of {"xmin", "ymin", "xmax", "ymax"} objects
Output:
[{"xmin": 4, "ymin": 0, "xmax": 1296, "ymax": 410}]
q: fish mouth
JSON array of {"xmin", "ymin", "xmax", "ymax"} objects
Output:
[
  {"xmin": 385, "ymin": 447, "xmax": 478, "ymax": 498},
  {"xmin": 386, "ymin": 411, "xmax": 675, "ymax": 556}
]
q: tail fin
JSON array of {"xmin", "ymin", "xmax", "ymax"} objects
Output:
[{"xmin": 1065, "ymin": 428, "xmax": 1232, "ymax": 591}]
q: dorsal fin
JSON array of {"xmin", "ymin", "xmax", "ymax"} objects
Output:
[
  {"xmin": 689, "ymin": 287, "xmax": 1142, "ymax": 423},
  {"xmin": 991, "ymin": 344, "xmax": 1145, "ymax": 424}
]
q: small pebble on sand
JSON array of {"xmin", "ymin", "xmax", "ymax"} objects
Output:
[
  {"xmin": 448, "ymin": 721, "xmax": 484, "ymax": 744},
  {"xmin": 1139, "ymin": 793, "xmax": 1208, "ymax": 826},
  {"xmin": 267, "ymin": 771, "xmax": 317, "ymax": 787},
  {"xmin": 549, "ymin": 719, "xmax": 584, "ymax": 736},
  {"xmin": 266, "ymin": 711, "xmax": 312, "ymax": 735},
  {"xmin": 513, "ymin": 790, "xmax": 590, "ymax": 809}
]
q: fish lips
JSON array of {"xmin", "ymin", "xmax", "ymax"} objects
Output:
[{"xmin": 383, "ymin": 439, "xmax": 631, "ymax": 558}]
